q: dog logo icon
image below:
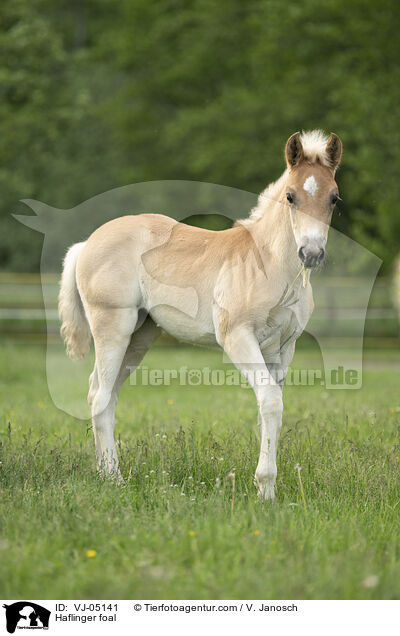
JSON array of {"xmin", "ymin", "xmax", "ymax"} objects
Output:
[{"xmin": 3, "ymin": 602, "xmax": 50, "ymax": 633}]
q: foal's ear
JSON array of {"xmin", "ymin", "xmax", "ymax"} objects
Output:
[
  {"xmin": 326, "ymin": 133, "xmax": 342, "ymax": 171},
  {"xmin": 285, "ymin": 132, "xmax": 304, "ymax": 169}
]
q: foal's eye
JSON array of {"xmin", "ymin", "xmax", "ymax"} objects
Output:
[
  {"xmin": 286, "ymin": 192, "xmax": 294, "ymax": 204},
  {"xmin": 331, "ymin": 193, "xmax": 339, "ymax": 205}
]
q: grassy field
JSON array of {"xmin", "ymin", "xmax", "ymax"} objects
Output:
[{"xmin": 0, "ymin": 342, "xmax": 400, "ymax": 599}]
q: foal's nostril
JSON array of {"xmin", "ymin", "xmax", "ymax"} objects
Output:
[
  {"xmin": 318, "ymin": 248, "xmax": 325, "ymax": 262},
  {"xmin": 298, "ymin": 246, "xmax": 306, "ymax": 263}
]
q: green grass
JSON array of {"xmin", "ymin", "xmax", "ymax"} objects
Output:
[{"xmin": 0, "ymin": 342, "xmax": 400, "ymax": 599}]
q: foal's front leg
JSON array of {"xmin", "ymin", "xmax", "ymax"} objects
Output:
[
  {"xmin": 219, "ymin": 326, "xmax": 283, "ymax": 500},
  {"xmin": 255, "ymin": 387, "xmax": 283, "ymax": 500}
]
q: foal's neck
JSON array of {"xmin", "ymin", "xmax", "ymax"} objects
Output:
[{"xmin": 250, "ymin": 173, "xmax": 300, "ymax": 279}]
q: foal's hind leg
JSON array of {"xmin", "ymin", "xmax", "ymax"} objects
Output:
[
  {"xmin": 88, "ymin": 363, "xmax": 102, "ymax": 466},
  {"xmin": 90, "ymin": 312, "xmax": 160, "ymax": 478},
  {"xmin": 95, "ymin": 316, "xmax": 161, "ymax": 470},
  {"xmin": 89, "ymin": 306, "xmax": 138, "ymax": 477}
]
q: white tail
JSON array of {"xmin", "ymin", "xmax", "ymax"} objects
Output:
[{"xmin": 58, "ymin": 242, "xmax": 91, "ymax": 360}]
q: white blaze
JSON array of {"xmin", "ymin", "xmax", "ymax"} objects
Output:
[{"xmin": 303, "ymin": 175, "xmax": 318, "ymax": 196}]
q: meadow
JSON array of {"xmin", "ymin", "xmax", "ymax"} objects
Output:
[{"xmin": 0, "ymin": 342, "xmax": 400, "ymax": 600}]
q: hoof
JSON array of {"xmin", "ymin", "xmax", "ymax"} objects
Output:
[
  {"xmin": 255, "ymin": 478, "xmax": 275, "ymax": 501},
  {"xmin": 97, "ymin": 468, "xmax": 124, "ymax": 485},
  {"xmin": 257, "ymin": 487, "xmax": 275, "ymax": 502}
]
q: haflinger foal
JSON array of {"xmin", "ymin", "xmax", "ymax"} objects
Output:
[{"xmin": 59, "ymin": 130, "xmax": 342, "ymax": 500}]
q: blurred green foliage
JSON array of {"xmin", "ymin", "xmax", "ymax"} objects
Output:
[{"xmin": 0, "ymin": 0, "xmax": 399, "ymax": 271}]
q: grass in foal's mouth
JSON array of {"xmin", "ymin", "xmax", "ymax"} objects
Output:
[{"xmin": 0, "ymin": 343, "xmax": 400, "ymax": 599}]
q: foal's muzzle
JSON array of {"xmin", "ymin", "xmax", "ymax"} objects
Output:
[{"xmin": 298, "ymin": 242, "xmax": 325, "ymax": 269}]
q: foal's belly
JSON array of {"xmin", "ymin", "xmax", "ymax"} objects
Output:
[
  {"xmin": 140, "ymin": 262, "xmax": 218, "ymax": 346},
  {"xmin": 148, "ymin": 304, "xmax": 218, "ymax": 347}
]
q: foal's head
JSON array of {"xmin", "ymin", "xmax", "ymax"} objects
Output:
[{"xmin": 284, "ymin": 131, "xmax": 342, "ymax": 268}]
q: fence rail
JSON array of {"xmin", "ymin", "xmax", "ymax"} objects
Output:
[{"xmin": 0, "ymin": 273, "xmax": 398, "ymax": 344}]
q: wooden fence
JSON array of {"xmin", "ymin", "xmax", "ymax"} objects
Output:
[{"xmin": 0, "ymin": 273, "xmax": 398, "ymax": 346}]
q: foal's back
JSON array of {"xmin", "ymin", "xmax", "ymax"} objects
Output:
[{"xmin": 76, "ymin": 213, "xmax": 255, "ymax": 310}]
